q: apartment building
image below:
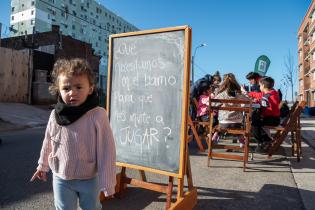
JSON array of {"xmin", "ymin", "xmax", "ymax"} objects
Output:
[
  {"xmin": 298, "ymin": 0, "xmax": 315, "ymax": 107},
  {"xmin": 9, "ymin": 0, "xmax": 138, "ymax": 67}
]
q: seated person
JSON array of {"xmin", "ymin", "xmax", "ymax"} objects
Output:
[
  {"xmin": 247, "ymin": 76, "xmax": 280, "ymax": 153},
  {"xmin": 197, "ymin": 84, "xmax": 212, "ymax": 122},
  {"xmin": 213, "ymin": 73, "xmax": 248, "ymax": 147},
  {"xmin": 242, "ymin": 72, "xmax": 261, "ymax": 93},
  {"xmin": 189, "ymin": 74, "xmax": 213, "ymax": 120},
  {"xmin": 211, "ymin": 71, "xmax": 222, "ymax": 95}
]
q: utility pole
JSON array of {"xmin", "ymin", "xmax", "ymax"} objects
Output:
[
  {"xmin": 192, "ymin": 43, "xmax": 206, "ymax": 83},
  {"xmin": 0, "ymin": 22, "xmax": 2, "ymax": 47}
]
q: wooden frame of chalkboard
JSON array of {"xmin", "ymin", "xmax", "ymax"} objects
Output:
[
  {"xmin": 106, "ymin": 25, "xmax": 191, "ymax": 178},
  {"xmin": 104, "ymin": 25, "xmax": 196, "ymax": 210}
]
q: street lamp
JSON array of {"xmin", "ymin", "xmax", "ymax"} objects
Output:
[{"xmin": 191, "ymin": 43, "xmax": 206, "ymax": 83}]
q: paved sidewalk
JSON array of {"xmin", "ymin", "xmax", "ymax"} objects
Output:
[
  {"xmin": 300, "ymin": 116, "xmax": 315, "ymax": 149},
  {"xmin": 0, "ymin": 103, "xmax": 50, "ymax": 132}
]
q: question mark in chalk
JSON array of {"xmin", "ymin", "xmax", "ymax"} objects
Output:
[{"xmin": 163, "ymin": 127, "xmax": 172, "ymax": 149}]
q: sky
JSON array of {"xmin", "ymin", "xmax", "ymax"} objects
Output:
[{"xmin": 0, "ymin": 0, "xmax": 311, "ymax": 99}]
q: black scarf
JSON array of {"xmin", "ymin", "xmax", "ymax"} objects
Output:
[{"xmin": 54, "ymin": 92, "xmax": 99, "ymax": 125}]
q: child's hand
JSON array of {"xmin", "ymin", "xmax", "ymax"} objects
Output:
[
  {"xmin": 30, "ymin": 170, "xmax": 47, "ymax": 182},
  {"xmin": 241, "ymin": 85, "xmax": 247, "ymax": 95}
]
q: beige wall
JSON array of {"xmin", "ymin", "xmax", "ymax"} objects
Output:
[{"xmin": 0, "ymin": 47, "xmax": 30, "ymax": 103}]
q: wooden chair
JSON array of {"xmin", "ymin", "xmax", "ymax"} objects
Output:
[
  {"xmin": 186, "ymin": 98, "xmax": 206, "ymax": 151},
  {"xmin": 265, "ymin": 101, "xmax": 306, "ymax": 161},
  {"xmin": 207, "ymin": 98, "xmax": 253, "ymax": 171}
]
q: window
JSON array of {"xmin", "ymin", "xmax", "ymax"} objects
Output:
[
  {"xmin": 11, "ymin": 16, "xmax": 14, "ymax": 20},
  {"xmin": 31, "ymin": 1, "xmax": 35, "ymax": 6},
  {"xmin": 11, "ymin": 7, "xmax": 14, "ymax": 12},
  {"xmin": 31, "ymin": 10, "xmax": 34, "ymax": 15},
  {"xmin": 72, "ymin": 25, "xmax": 75, "ymax": 30},
  {"xmin": 31, "ymin": 19, "xmax": 35, "ymax": 25}
]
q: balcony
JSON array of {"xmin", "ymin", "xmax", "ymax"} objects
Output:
[
  {"xmin": 304, "ymin": 77, "xmax": 311, "ymax": 90},
  {"xmin": 304, "ymin": 61, "xmax": 310, "ymax": 75},
  {"xmin": 304, "ymin": 44, "xmax": 310, "ymax": 55},
  {"xmin": 310, "ymin": 56, "xmax": 315, "ymax": 71},
  {"xmin": 309, "ymin": 19, "xmax": 315, "ymax": 36},
  {"xmin": 310, "ymin": 37, "xmax": 315, "ymax": 52},
  {"xmin": 311, "ymin": 77, "xmax": 315, "ymax": 89}
]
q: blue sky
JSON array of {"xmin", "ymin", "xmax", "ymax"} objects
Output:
[{"xmin": 0, "ymin": 0, "xmax": 311, "ymax": 98}]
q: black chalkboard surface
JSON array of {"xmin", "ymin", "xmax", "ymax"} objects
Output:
[{"xmin": 107, "ymin": 26, "xmax": 191, "ymax": 175}]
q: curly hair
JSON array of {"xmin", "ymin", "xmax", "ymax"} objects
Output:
[
  {"xmin": 49, "ymin": 58, "xmax": 95, "ymax": 95},
  {"xmin": 217, "ymin": 73, "xmax": 241, "ymax": 96}
]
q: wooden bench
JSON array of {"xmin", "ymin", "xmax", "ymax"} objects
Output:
[
  {"xmin": 266, "ymin": 101, "xmax": 306, "ymax": 161},
  {"xmin": 207, "ymin": 98, "xmax": 253, "ymax": 171}
]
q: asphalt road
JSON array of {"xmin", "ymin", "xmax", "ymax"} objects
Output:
[
  {"xmin": 0, "ymin": 127, "xmax": 55, "ymax": 210},
  {"xmin": 0, "ymin": 128, "xmax": 305, "ymax": 210}
]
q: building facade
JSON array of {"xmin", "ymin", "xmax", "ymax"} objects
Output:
[
  {"xmin": 10, "ymin": 0, "xmax": 138, "ymax": 58},
  {"xmin": 9, "ymin": 0, "xmax": 139, "ymax": 105},
  {"xmin": 298, "ymin": 0, "xmax": 315, "ymax": 107},
  {"xmin": 1, "ymin": 25, "xmax": 101, "ymax": 104}
]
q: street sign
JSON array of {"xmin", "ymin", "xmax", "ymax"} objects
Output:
[{"xmin": 254, "ymin": 55, "xmax": 271, "ymax": 76}]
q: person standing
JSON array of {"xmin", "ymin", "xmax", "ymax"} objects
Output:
[{"xmin": 31, "ymin": 58, "xmax": 116, "ymax": 210}]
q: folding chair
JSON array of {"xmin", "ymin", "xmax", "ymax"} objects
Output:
[
  {"xmin": 186, "ymin": 98, "xmax": 207, "ymax": 151},
  {"xmin": 207, "ymin": 98, "xmax": 253, "ymax": 172},
  {"xmin": 265, "ymin": 101, "xmax": 306, "ymax": 161}
]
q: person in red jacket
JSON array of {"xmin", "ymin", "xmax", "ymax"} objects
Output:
[{"xmin": 247, "ymin": 76, "xmax": 280, "ymax": 153}]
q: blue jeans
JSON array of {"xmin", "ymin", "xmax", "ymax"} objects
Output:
[{"xmin": 53, "ymin": 174, "xmax": 98, "ymax": 210}]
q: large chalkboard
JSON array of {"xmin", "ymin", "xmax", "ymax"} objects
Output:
[{"xmin": 107, "ymin": 26, "xmax": 191, "ymax": 175}]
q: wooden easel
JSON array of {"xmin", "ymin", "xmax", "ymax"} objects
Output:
[
  {"xmin": 102, "ymin": 25, "xmax": 196, "ymax": 209},
  {"xmin": 109, "ymin": 142, "xmax": 197, "ymax": 210}
]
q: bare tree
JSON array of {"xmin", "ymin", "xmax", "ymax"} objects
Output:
[
  {"xmin": 283, "ymin": 50, "xmax": 297, "ymax": 102},
  {"xmin": 280, "ymin": 78, "xmax": 288, "ymax": 101}
]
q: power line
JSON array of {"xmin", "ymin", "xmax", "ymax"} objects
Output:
[{"xmin": 194, "ymin": 61, "xmax": 209, "ymax": 75}]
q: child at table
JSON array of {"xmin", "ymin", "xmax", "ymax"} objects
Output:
[
  {"xmin": 197, "ymin": 84, "xmax": 212, "ymax": 122},
  {"xmin": 213, "ymin": 73, "xmax": 248, "ymax": 147},
  {"xmin": 247, "ymin": 76, "xmax": 280, "ymax": 153},
  {"xmin": 196, "ymin": 83, "xmax": 219, "ymax": 138}
]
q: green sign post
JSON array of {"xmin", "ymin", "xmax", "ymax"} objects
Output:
[{"xmin": 254, "ymin": 55, "xmax": 271, "ymax": 76}]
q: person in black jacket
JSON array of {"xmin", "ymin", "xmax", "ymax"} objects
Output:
[{"xmin": 243, "ymin": 72, "xmax": 261, "ymax": 92}]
